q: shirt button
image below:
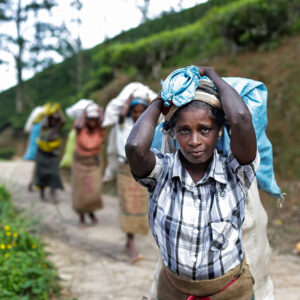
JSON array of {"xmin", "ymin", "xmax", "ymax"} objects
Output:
[{"xmin": 192, "ymin": 256, "xmax": 197, "ymax": 263}]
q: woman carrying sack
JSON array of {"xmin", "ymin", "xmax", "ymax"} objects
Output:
[{"xmin": 72, "ymin": 103, "xmax": 105, "ymax": 227}]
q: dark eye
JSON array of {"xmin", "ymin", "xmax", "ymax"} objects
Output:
[
  {"xmin": 200, "ymin": 127, "xmax": 211, "ymax": 134},
  {"xmin": 177, "ymin": 128, "xmax": 190, "ymax": 135}
]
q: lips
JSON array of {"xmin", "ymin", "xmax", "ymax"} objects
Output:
[{"xmin": 189, "ymin": 151, "xmax": 204, "ymax": 158}]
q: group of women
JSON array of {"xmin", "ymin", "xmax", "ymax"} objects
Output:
[
  {"xmin": 25, "ymin": 65, "xmax": 282, "ymax": 299},
  {"xmin": 27, "ymin": 96, "xmax": 151, "ymax": 263}
]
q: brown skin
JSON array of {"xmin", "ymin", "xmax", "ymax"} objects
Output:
[
  {"xmin": 130, "ymin": 104, "xmax": 147, "ymax": 123},
  {"xmin": 74, "ymin": 106, "xmax": 104, "ymax": 225},
  {"xmin": 121, "ymin": 101, "xmax": 147, "ymax": 263},
  {"xmin": 125, "ymin": 66, "xmax": 257, "ymax": 180},
  {"xmin": 174, "ymin": 108, "xmax": 221, "ymax": 183},
  {"xmin": 75, "ymin": 107, "xmax": 103, "ymax": 132},
  {"xmin": 39, "ymin": 110, "xmax": 65, "ymax": 201},
  {"xmin": 86, "ymin": 117, "xmax": 99, "ymax": 130}
]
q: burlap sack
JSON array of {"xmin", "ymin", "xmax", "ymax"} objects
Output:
[
  {"xmin": 72, "ymin": 152, "xmax": 103, "ymax": 213},
  {"xmin": 157, "ymin": 257, "xmax": 254, "ymax": 300},
  {"xmin": 117, "ymin": 163, "xmax": 149, "ymax": 235}
]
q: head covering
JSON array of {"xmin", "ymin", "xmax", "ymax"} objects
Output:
[
  {"xmin": 86, "ymin": 103, "xmax": 100, "ymax": 118},
  {"xmin": 34, "ymin": 103, "xmax": 61, "ymax": 123},
  {"xmin": 160, "ymin": 65, "xmax": 222, "ymax": 121},
  {"xmin": 129, "ymin": 98, "xmax": 149, "ymax": 108}
]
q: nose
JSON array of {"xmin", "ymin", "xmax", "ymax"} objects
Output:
[{"xmin": 189, "ymin": 131, "xmax": 202, "ymax": 147}]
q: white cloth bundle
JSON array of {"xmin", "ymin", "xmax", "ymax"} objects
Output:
[
  {"xmin": 24, "ymin": 106, "xmax": 43, "ymax": 133},
  {"xmin": 65, "ymin": 99, "xmax": 94, "ymax": 119},
  {"xmin": 102, "ymin": 82, "xmax": 157, "ymax": 128}
]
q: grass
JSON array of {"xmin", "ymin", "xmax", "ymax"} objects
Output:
[{"xmin": 0, "ymin": 185, "xmax": 60, "ymax": 299}]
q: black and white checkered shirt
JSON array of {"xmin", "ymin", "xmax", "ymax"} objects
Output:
[{"xmin": 135, "ymin": 149, "xmax": 259, "ymax": 280}]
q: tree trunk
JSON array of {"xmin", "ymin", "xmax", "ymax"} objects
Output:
[
  {"xmin": 15, "ymin": 0, "xmax": 24, "ymax": 114},
  {"xmin": 16, "ymin": 59, "xmax": 24, "ymax": 113},
  {"xmin": 76, "ymin": 48, "xmax": 83, "ymax": 91}
]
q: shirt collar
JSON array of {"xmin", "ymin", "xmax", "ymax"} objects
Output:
[{"xmin": 171, "ymin": 149, "xmax": 227, "ymax": 186}]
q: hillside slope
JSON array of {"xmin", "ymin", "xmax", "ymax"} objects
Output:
[{"xmin": 0, "ymin": 0, "xmax": 299, "ymax": 180}]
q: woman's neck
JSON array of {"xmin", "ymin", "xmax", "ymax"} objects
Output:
[{"xmin": 179, "ymin": 151, "xmax": 211, "ymax": 184}]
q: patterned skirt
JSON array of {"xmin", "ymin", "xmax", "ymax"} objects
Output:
[
  {"xmin": 117, "ymin": 163, "xmax": 149, "ymax": 235},
  {"xmin": 72, "ymin": 152, "xmax": 103, "ymax": 213}
]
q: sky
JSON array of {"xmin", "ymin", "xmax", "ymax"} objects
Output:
[{"xmin": 0, "ymin": 0, "xmax": 206, "ymax": 92}]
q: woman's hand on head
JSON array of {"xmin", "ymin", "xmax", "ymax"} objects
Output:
[{"xmin": 197, "ymin": 66, "xmax": 220, "ymax": 80}]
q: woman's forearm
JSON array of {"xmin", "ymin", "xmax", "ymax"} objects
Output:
[
  {"xmin": 198, "ymin": 67, "xmax": 257, "ymax": 164},
  {"xmin": 125, "ymin": 99, "xmax": 163, "ymax": 177}
]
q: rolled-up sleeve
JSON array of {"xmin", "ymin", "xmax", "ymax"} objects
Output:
[
  {"xmin": 133, "ymin": 149, "xmax": 165, "ymax": 192},
  {"xmin": 227, "ymin": 150, "xmax": 260, "ymax": 192}
]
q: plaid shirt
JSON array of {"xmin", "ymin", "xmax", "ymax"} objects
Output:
[{"xmin": 135, "ymin": 149, "xmax": 259, "ymax": 280}]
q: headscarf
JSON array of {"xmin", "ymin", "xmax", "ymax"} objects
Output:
[
  {"xmin": 129, "ymin": 98, "xmax": 149, "ymax": 108},
  {"xmin": 86, "ymin": 103, "xmax": 101, "ymax": 118},
  {"xmin": 160, "ymin": 65, "xmax": 222, "ymax": 121},
  {"xmin": 161, "ymin": 66, "xmax": 222, "ymax": 121},
  {"xmin": 34, "ymin": 102, "xmax": 62, "ymax": 123}
]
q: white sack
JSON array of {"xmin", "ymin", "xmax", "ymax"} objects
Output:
[
  {"xmin": 65, "ymin": 99, "xmax": 94, "ymax": 119},
  {"xmin": 102, "ymin": 82, "xmax": 157, "ymax": 128},
  {"xmin": 24, "ymin": 106, "xmax": 43, "ymax": 133}
]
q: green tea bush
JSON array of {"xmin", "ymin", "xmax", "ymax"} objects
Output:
[
  {"xmin": 92, "ymin": 0, "xmax": 299, "ymax": 77},
  {"xmin": 0, "ymin": 186, "xmax": 59, "ymax": 299},
  {"xmin": 0, "ymin": 147, "xmax": 15, "ymax": 159},
  {"xmin": 216, "ymin": 0, "xmax": 300, "ymax": 48}
]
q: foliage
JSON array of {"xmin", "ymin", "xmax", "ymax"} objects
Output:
[
  {"xmin": 0, "ymin": 0, "xmax": 72, "ymax": 113},
  {"xmin": 217, "ymin": 0, "xmax": 300, "ymax": 48},
  {"xmin": 0, "ymin": 0, "xmax": 299, "ymax": 128},
  {"xmin": 93, "ymin": 0, "xmax": 300, "ymax": 76},
  {"xmin": 0, "ymin": 185, "xmax": 60, "ymax": 299},
  {"xmin": 0, "ymin": 0, "xmax": 299, "ymax": 178},
  {"xmin": 106, "ymin": 0, "xmax": 237, "ymax": 44},
  {"xmin": 0, "ymin": 147, "xmax": 15, "ymax": 159}
]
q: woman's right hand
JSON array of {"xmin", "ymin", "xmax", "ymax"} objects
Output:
[{"xmin": 197, "ymin": 66, "xmax": 220, "ymax": 82}]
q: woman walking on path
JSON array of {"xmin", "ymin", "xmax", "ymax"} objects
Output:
[
  {"xmin": 126, "ymin": 66, "xmax": 258, "ymax": 299},
  {"xmin": 35, "ymin": 103, "xmax": 65, "ymax": 201},
  {"xmin": 72, "ymin": 103, "xmax": 106, "ymax": 227},
  {"xmin": 116, "ymin": 96, "xmax": 150, "ymax": 263}
]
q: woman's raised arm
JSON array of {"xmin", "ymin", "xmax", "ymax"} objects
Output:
[
  {"xmin": 125, "ymin": 98, "xmax": 163, "ymax": 177},
  {"xmin": 198, "ymin": 66, "xmax": 257, "ymax": 165}
]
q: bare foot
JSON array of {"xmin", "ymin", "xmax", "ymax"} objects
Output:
[
  {"xmin": 89, "ymin": 213, "xmax": 98, "ymax": 225},
  {"xmin": 125, "ymin": 234, "xmax": 142, "ymax": 263},
  {"xmin": 28, "ymin": 183, "xmax": 34, "ymax": 192},
  {"xmin": 130, "ymin": 254, "xmax": 143, "ymax": 264},
  {"xmin": 78, "ymin": 222, "xmax": 87, "ymax": 229},
  {"xmin": 91, "ymin": 218, "xmax": 98, "ymax": 225}
]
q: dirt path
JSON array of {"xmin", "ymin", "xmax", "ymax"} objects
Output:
[{"xmin": 1, "ymin": 160, "xmax": 300, "ymax": 300}]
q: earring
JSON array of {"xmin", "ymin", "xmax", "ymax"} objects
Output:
[{"xmin": 218, "ymin": 131, "xmax": 222, "ymax": 137}]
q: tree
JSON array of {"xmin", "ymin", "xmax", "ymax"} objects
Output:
[
  {"xmin": 70, "ymin": 0, "xmax": 83, "ymax": 91},
  {"xmin": 0, "ymin": 0, "xmax": 70, "ymax": 113},
  {"xmin": 123, "ymin": 0, "xmax": 151, "ymax": 23}
]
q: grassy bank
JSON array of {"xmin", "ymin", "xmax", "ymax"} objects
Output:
[{"xmin": 0, "ymin": 185, "xmax": 60, "ymax": 299}]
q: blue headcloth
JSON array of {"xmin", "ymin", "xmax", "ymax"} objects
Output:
[
  {"xmin": 129, "ymin": 98, "xmax": 148, "ymax": 108},
  {"xmin": 160, "ymin": 65, "xmax": 215, "ymax": 108}
]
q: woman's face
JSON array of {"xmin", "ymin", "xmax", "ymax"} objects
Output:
[
  {"xmin": 130, "ymin": 104, "xmax": 146, "ymax": 123},
  {"xmin": 174, "ymin": 107, "xmax": 219, "ymax": 166},
  {"xmin": 86, "ymin": 117, "xmax": 98, "ymax": 129}
]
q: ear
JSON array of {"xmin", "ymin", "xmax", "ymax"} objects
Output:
[{"xmin": 218, "ymin": 126, "xmax": 224, "ymax": 137}]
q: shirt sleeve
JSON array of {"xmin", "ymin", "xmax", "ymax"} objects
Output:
[
  {"xmin": 133, "ymin": 149, "xmax": 165, "ymax": 192},
  {"xmin": 227, "ymin": 150, "xmax": 260, "ymax": 193}
]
